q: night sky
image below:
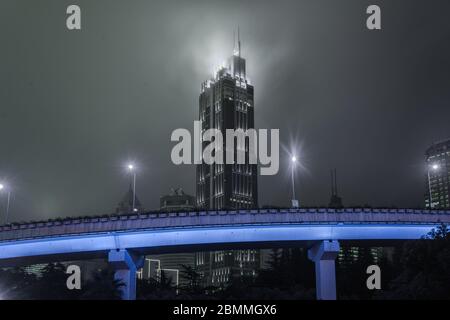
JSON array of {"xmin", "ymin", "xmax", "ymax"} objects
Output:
[{"xmin": 1, "ymin": 0, "xmax": 450, "ymax": 222}]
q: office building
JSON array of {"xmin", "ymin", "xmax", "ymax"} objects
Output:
[
  {"xmin": 195, "ymin": 34, "xmax": 260, "ymax": 286},
  {"xmin": 196, "ymin": 35, "xmax": 258, "ymax": 210},
  {"xmin": 425, "ymin": 139, "xmax": 450, "ymax": 209}
]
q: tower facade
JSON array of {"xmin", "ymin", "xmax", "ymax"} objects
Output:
[
  {"xmin": 425, "ymin": 139, "xmax": 450, "ymax": 209},
  {"xmin": 196, "ymin": 41, "xmax": 258, "ymax": 210},
  {"xmin": 195, "ymin": 37, "xmax": 260, "ymax": 286}
]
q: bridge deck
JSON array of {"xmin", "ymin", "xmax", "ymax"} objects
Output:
[
  {"xmin": 2, "ymin": 208, "xmax": 448, "ymax": 299},
  {"xmin": 1, "ymin": 208, "xmax": 449, "ymax": 243}
]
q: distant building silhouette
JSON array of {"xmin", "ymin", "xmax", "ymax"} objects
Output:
[
  {"xmin": 160, "ymin": 188, "xmax": 195, "ymax": 212},
  {"xmin": 116, "ymin": 184, "xmax": 143, "ymax": 214},
  {"xmin": 337, "ymin": 245, "xmax": 384, "ymax": 269}
]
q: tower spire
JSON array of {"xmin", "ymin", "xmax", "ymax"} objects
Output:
[
  {"xmin": 334, "ymin": 168, "xmax": 338, "ymax": 196},
  {"xmin": 238, "ymin": 26, "xmax": 241, "ymax": 57},
  {"xmin": 330, "ymin": 170, "xmax": 334, "ymax": 196},
  {"xmin": 233, "ymin": 27, "xmax": 241, "ymax": 56},
  {"xmin": 329, "ymin": 168, "xmax": 343, "ymax": 208}
]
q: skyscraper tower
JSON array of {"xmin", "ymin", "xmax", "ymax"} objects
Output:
[
  {"xmin": 195, "ymin": 33, "xmax": 260, "ymax": 286},
  {"xmin": 196, "ymin": 32, "xmax": 258, "ymax": 210},
  {"xmin": 425, "ymin": 139, "xmax": 450, "ymax": 209}
]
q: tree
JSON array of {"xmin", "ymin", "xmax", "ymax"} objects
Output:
[
  {"xmin": 35, "ymin": 263, "xmax": 79, "ymax": 300},
  {"xmin": 178, "ymin": 264, "xmax": 213, "ymax": 298},
  {"xmin": 253, "ymin": 248, "xmax": 315, "ymax": 299},
  {"xmin": 1, "ymin": 263, "xmax": 124, "ymax": 300},
  {"xmin": 80, "ymin": 269, "xmax": 123, "ymax": 300},
  {"xmin": 0, "ymin": 267, "xmax": 38, "ymax": 299},
  {"xmin": 336, "ymin": 245, "xmax": 380, "ymax": 299},
  {"xmin": 382, "ymin": 224, "xmax": 450, "ymax": 299},
  {"xmin": 137, "ymin": 270, "xmax": 177, "ymax": 300}
]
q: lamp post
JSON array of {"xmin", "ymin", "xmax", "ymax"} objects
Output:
[
  {"xmin": 291, "ymin": 156, "xmax": 299, "ymax": 208},
  {"xmin": 427, "ymin": 163, "xmax": 440, "ymax": 209},
  {"xmin": 127, "ymin": 164, "xmax": 137, "ymax": 212},
  {"xmin": 0, "ymin": 184, "xmax": 11, "ymax": 224}
]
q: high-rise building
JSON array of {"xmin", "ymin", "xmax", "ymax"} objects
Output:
[
  {"xmin": 338, "ymin": 246, "xmax": 383, "ymax": 267},
  {"xmin": 425, "ymin": 139, "xmax": 450, "ymax": 209},
  {"xmin": 195, "ymin": 35, "xmax": 260, "ymax": 286},
  {"xmin": 196, "ymin": 35, "xmax": 258, "ymax": 210},
  {"xmin": 195, "ymin": 249, "xmax": 260, "ymax": 286}
]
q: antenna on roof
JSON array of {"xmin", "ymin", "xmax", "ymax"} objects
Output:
[
  {"xmin": 233, "ymin": 30, "xmax": 236, "ymax": 53},
  {"xmin": 330, "ymin": 169, "xmax": 339, "ymax": 196},
  {"xmin": 329, "ymin": 169, "xmax": 343, "ymax": 208},
  {"xmin": 238, "ymin": 26, "xmax": 241, "ymax": 57},
  {"xmin": 334, "ymin": 168, "xmax": 338, "ymax": 196},
  {"xmin": 330, "ymin": 170, "xmax": 334, "ymax": 196},
  {"xmin": 332, "ymin": 169, "xmax": 339, "ymax": 196}
]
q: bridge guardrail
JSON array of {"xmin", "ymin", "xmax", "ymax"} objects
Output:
[{"xmin": 1, "ymin": 208, "xmax": 449, "ymax": 243}]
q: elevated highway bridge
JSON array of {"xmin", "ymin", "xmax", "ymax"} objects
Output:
[{"xmin": 1, "ymin": 208, "xmax": 449, "ymax": 300}]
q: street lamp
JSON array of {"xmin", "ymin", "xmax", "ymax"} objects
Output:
[
  {"xmin": 291, "ymin": 156, "xmax": 299, "ymax": 208},
  {"xmin": 0, "ymin": 183, "xmax": 11, "ymax": 224},
  {"xmin": 427, "ymin": 163, "xmax": 440, "ymax": 209},
  {"xmin": 127, "ymin": 164, "xmax": 137, "ymax": 213}
]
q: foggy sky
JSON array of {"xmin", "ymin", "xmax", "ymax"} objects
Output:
[{"xmin": 1, "ymin": 0, "xmax": 450, "ymax": 222}]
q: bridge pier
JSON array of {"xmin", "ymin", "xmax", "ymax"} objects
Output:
[
  {"xmin": 308, "ymin": 240, "xmax": 340, "ymax": 300},
  {"xmin": 108, "ymin": 249, "xmax": 143, "ymax": 300}
]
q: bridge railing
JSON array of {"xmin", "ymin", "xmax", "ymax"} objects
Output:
[{"xmin": 1, "ymin": 208, "xmax": 449, "ymax": 243}]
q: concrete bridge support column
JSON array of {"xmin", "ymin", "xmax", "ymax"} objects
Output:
[
  {"xmin": 108, "ymin": 249, "xmax": 143, "ymax": 300},
  {"xmin": 308, "ymin": 240, "xmax": 340, "ymax": 300}
]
